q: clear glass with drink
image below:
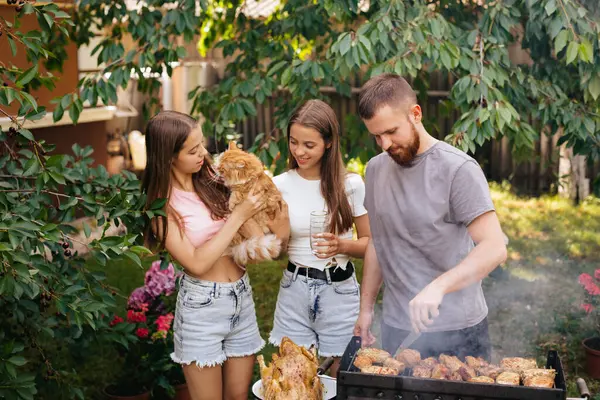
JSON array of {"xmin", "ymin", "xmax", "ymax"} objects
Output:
[{"xmin": 310, "ymin": 211, "xmax": 328, "ymax": 256}]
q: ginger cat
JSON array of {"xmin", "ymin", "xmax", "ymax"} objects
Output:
[{"xmin": 216, "ymin": 141, "xmax": 285, "ymax": 265}]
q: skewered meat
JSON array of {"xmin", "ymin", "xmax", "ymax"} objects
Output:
[
  {"xmin": 357, "ymin": 348, "xmax": 392, "ymax": 363},
  {"xmin": 469, "ymin": 376, "xmax": 495, "ymax": 383},
  {"xmin": 523, "ymin": 375, "xmax": 554, "ymax": 388},
  {"xmin": 419, "ymin": 357, "xmax": 439, "ymax": 368},
  {"xmin": 500, "ymin": 357, "xmax": 537, "ymax": 372},
  {"xmin": 431, "ymin": 364, "xmax": 451, "ymax": 380},
  {"xmin": 353, "ymin": 355, "xmax": 373, "ymax": 370},
  {"xmin": 496, "ymin": 371, "xmax": 521, "ymax": 386},
  {"xmin": 476, "ymin": 364, "xmax": 503, "ymax": 380},
  {"xmin": 257, "ymin": 337, "xmax": 322, "ymax": 400},
  {"xmin": 465, "ymin": 356, "xmax": 489, "ymax": 369},
  {"xmin": 396, "ymin": 349, "xmax": 421, "ymax": 367},
  {"xmin": 412, "ymin": 365, "xmax": 433, "ymax": 378},
  {"xmin": 521, "ymin": 368, "xmax": 556, "ymax": 381},
  {"xmin": 383, "ymin": 357, "xmax": 406, "ymax": 372}
]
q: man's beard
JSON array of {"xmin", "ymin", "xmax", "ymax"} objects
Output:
[{"xmin": 387, "ymin": 126, "xmax": 420, "ymax": 166}]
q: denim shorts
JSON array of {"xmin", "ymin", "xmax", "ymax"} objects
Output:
[
  {"xmin": 269, "ymin": 268, "xmax": 360, "ymax": 357},
  {"xmin": 171, "ymin": 273, "xmax": 265, "ymax": 367}
]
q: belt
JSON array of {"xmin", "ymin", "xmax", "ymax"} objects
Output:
[{"xmin": 287, "ymin": 261, "xmax": 354, "ymax": 283}]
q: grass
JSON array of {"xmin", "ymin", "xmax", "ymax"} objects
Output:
[{"xmin": 80, "ymin": 183, "xmax": 600, "ymax": 399}]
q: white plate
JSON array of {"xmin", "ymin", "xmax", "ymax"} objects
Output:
[{"xmin": 252, "ymin": 375, "xmax": 336, "ymax": 400}]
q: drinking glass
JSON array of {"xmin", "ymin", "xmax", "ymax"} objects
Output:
[{"xmin": 310, "ymin": 211, "xmax": 328, "ymax": 256}]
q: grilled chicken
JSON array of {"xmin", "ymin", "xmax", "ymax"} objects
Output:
[
  {"xmin": 458, "ymin": 365, "xmax": 476, "ymax": 381},
  {"xmin": 395, "ymin": 349, "xmax": 421, "ymax": 367},
  {"xmin": 361, "ymin": 365, "xmax": 399, "ymax": 375},
  {"xmin": 521, "ymin": 368, "xmax": 556, "ymax": 381},
  {"xmin": 449, "ymin": 371, "xmax": 463, "ymax": 381},
  {"xmin": 357, "ymin": 348, "xmax": 392, "ymax": 363},
  {"xmin": 523, "ymin": 375, "xmax": 554, "ymax": 388},
  {"xmin": 500, "ymin": 357, "xmax": 537, "ymax": 372},
  {"xmin": 496, "ymin": 371, "xmax": 521, "ymax": 386},
  {"xmin": 431, "ymin": 364, "xmax": 451, "ymax": 380},
  {"xmin": 469, "ymin": 376, "xmax": 495, "ymax": 384},
  {"xmin": 419, "ymin": 357, "xmax": 439, "ymax": 368},
  {"xmin": 257, "ymin": 337, "xmax": 322, "ymax": 400},
  {"xmin": 476, "ymin": 364, "xmax": 503, "ymax": 380},
  {"xmin": 465, "ymin": 356, "xmax": 489, "ymax": 369},
  {"xmin": 412, "ymin": 365, "xmax": 433, "ymax": 378},
  {"xmin": 353, "ymin": 355, "xmax": 373, "ymax": 370},
  {"xmin": 439, "ymin": 354, "xmax": 467, "ymax": 373},
  {"xmin": 383, "ymin": 357, "xmax": 406, "ymax": 372}
]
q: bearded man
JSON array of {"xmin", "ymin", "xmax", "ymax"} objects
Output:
[{"xmin": 353, "ymin": 73, "xmax": 507, "ymax": 360}]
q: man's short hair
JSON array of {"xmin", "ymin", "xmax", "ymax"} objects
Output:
[{"xmin": 358, "ymin": 73, "xmax": 417, "ymax": 120}]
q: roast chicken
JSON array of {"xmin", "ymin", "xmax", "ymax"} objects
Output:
[{"xmin": 257, "ymin": 337, "xmax": 323, "ymax": 400}]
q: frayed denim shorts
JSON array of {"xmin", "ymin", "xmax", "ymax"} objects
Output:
[
  {"xmin": 171, "ymin": 272, "xmax": 264, "ymax": 367},
  {"xmin": 269, "ymin": 267, "xmax": 360, "ymax": 357}
]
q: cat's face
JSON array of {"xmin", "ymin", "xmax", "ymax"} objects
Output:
[{"xmin": 216, "ymin": 142, "xmax": 264, "ymax": 186}]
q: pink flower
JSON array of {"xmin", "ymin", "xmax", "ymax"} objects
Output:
[
  {"xmin": 586, "ymin": 283, "xmax": 600, "ymax": 296},
  {"xmin": 581, "ymin": 303, "xmax": 594, "ymax": 314},
  {"xmin": 136, "ymin": 328, "xmax": 149, "ymax": 338},
  {"xmin": 579, "ymin": 273, "xmax": 593, "ymax": 285},
  {"xmin": 144, "ymin": 261, "xmax": 177, "ymax": 297},
  {"xmin": 127, "ymin": 309, "xmax": 147, "ymax": 323},
  {"xmin": 156, "ymin": 313, "xmax": 174, "ymax": 332},
  {"xmin": 109, "ymin": 315, "xmax": 124, "ymax": 327},
  {"xmin": 595, "ymin": 269, "xmax": 600, "ymax": 281},
  {"xmin": 128, "ymin": 287, "xmax": 151, "ymax": 310}
]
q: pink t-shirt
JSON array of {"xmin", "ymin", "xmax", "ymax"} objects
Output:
[{"xmin": 169, "ymin": 187, "xmax": 226, "ymax": 247}]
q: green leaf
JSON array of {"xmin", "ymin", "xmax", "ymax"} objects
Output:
[
  {"xmin": 83, "ymin": 222, "xmax": 92, "ymax": 238},
  {"xmin": 16, "ymin": 65, "xmax": 38, "ymax": 87},
  {"xmin": 8, "ymin": 356, "xmax": 27, "ymax": 366},
  {"xmin": 545, "ymin": 0, "xmax": 556, "ymax": 15},
  {"xmin": 18, "ymin": 129, "xmax": 34, "ymax": 141},
  {"xmin": 63, "ymin": 285, "xmax": 85, "ymax": 295},
  {"xmin": 58, "ymin": 196, "xmax": 78, "ymax": 210},
  {"xmin": 339, "ymin": 34, "xmax": 351, "ymax": 56},
  {"xmin": 49, "ymin": 171, "xmax": 66, "ymax": 184},
  {"xmin": 268, "ymin": 141, "xmax": 279, "ymax": 159},
  {"xmin": 554, "ymin": 30, "xmax": 569, "ymax": 54},
  {"xmin": 589, "ymin": 75, "xmax": 600, "ymax": 101},
  {"xmin": 22, "ymin": 158, "xmax": 40, "ymax": 176},
  {"xmin": 8, "ymin": 37, "xmax": 17, "ymax": 56},
  {"xmin": 20, "ymin": 92, "xmax": 38, "ymax": 111},
  {"xmin": 124, "ymin": 251, "xmax": 142, "ymax": 267},
  {"xmin": 130, "ymin": 245, "xmax": 152, "ymax": 255},
  {"xmin": 578, "ymin": 40, "xmax": 593, "ymax": 63},
  {"xmin": 150, "ymin": 198, "xmax": 167, "ymax": 210},
  {"xmin": 566, "ymin": 41, "xmax": 579, "ymax": 64}
]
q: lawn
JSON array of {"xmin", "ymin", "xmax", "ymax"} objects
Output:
[{"xmin": 83, "ymin": 183, "xmax": 600, "ymax": 399}]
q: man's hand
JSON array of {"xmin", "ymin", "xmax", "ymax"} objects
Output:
[
  {"xmin": 408, "ymin": 281, "xmax": 445, "ymax": 333},
  {"xmin": 353, "ymin": 310, "xmax": 376, "ymax": 347}
]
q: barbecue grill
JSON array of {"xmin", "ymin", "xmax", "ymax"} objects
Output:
[{"xmin": 336, "ymin": 336, "xmax": 588, "ymax": 400}]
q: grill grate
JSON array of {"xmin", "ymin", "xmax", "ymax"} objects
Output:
[{"xmin": 336, "ymin": 336, "xmax": 567, "ymax": 400}]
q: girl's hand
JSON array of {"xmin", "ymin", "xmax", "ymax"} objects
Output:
[
  {"xmin": 266, "ymin": 201, "xmax": 290, "ymax": 239},
  {"xmin": 232, "ymin": 182, "xmax": 265, "ymax": 222},
  {"xmin": 312, "ymin": 232, "xmax": 343, "ymax": 259}
]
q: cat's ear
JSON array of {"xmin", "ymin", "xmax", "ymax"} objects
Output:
[{"xmin": 228, "ymin": 141, "xmax": 237, "ymax": 150}]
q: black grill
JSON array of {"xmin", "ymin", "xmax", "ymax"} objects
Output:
[{"xmin": 336, "ymin": 336, "xmax": 567, "ymax": 400}]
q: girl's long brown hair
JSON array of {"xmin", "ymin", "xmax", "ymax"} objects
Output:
[
  {"xmin": 142, "ymin": 111, "xmax": 230, "ymax": 251},
  {"xmin": 287, "ymin": 100, "xmax": 353, "ymax": 234}
]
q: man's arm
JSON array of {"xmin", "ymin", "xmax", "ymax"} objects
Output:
[
  {"xmin": 408, "ymin": 210, "xmax": 507, "ymax": 333},
  {"xmin": 354, "ymin": 239, "xmax": 383, "ymax": 346}
]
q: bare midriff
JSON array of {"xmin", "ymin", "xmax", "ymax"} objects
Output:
[{"xmin": 185, "ymin": 255, "xmax": 244, "ymax": 283}]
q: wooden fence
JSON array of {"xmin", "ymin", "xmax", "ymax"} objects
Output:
[{"xmin": 226, "ymin": 72, "xmax": 599, "ymax": 196}]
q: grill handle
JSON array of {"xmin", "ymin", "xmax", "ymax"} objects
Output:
[
  {"xmin": 576, "ymin": 378, "xmax": 590, "ymax": 398},
  {"xmin": 317, "ymin": 357, "xmax": 335, "ymax": 375}
]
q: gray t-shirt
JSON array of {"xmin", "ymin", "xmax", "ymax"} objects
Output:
[{"xmin": 364, "ymin": 142, "xmax": 495, "ymax": 332}]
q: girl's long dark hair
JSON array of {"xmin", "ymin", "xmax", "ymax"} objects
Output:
[
  {"xmin": 142, "ymin": 111, "xmax": 229, "ymax": 251},
  {"xmin": 287, "ymin": 100, "xmax": 353, "ymax": 234}
]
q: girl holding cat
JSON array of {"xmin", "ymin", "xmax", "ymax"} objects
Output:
[
  {"xmin": 269, "ymin": 99, "xmax": 371, "ymax": 377},
  {"xmin": 142, "ymin": 111, "xmax": 288, "ymax": 400}
]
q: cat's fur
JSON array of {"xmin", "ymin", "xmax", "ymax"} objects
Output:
[{"xmin": 216, "ymin": 141, "xmax": 285, "ymax": 265}]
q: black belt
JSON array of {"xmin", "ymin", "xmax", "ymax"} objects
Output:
[{"xmin": 287, "ymin": 261, "xmax": 354, "ymax": 282}]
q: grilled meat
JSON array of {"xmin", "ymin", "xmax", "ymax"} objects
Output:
[
  {"xmin": 476, "ymin": 364, "xmax": 503, "ymax": 380},
  {"xmin": 383, "ymin": 357, "xmax": 406, "ymax": 372},
  {"xmin": 521, "ymin": 368, "xmax": 556, "ymax": 381},
  {"xmin": 523, "ymin": 375, "xmax": 554, "ymax": 388},
  {"xmin": 458, "ymin": 365, "xmax": 476, "ymax": 381},
  {"xmin": 439, "ymin": 354, "xmax": 466, "ymax": 373},
  {"xmin": 419, "ymin": 357, "xmax": 439, "ymax": 368},
  {"xmin": 500, "ymin": 357, "xmax": 537, "ymax": 372},
  {"xmin": 469, "ymin": 376, "xmax": 495, "ymax": 384},
  {"xmin": 465, "ymin": 356, "xmax": 489, "ymax": 369},
  {"xmin": 431, "ymin": 364, "xmax": 451, "ymax": 380},
  {"xmin": 449, "ymin": 371, "xmax": 463, "ymax": 381},
  {"xmin": 353, "ymin": 355, "xmax": 373, "ymax": 370},
  {"xmin": 357, "ymin": 348, "xmax": 392, "ymax": 364},
  {"xmin": 257, "ymin": 337, "xmax": 322, "ymax": 400},
  {"xmin": 412, "ymin": 365, "xmax": 433, "ymax": 378},
  {"xmin": 396, "ymin": 349, "xmax": 421, "ymax": 367},
  {"xmin": 361, "ymin": 365, "xmax": 399, "ymax": 375},
  {"xmin": 496, "ymin": 371, "xmax": 521, "ymax": 386}
]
